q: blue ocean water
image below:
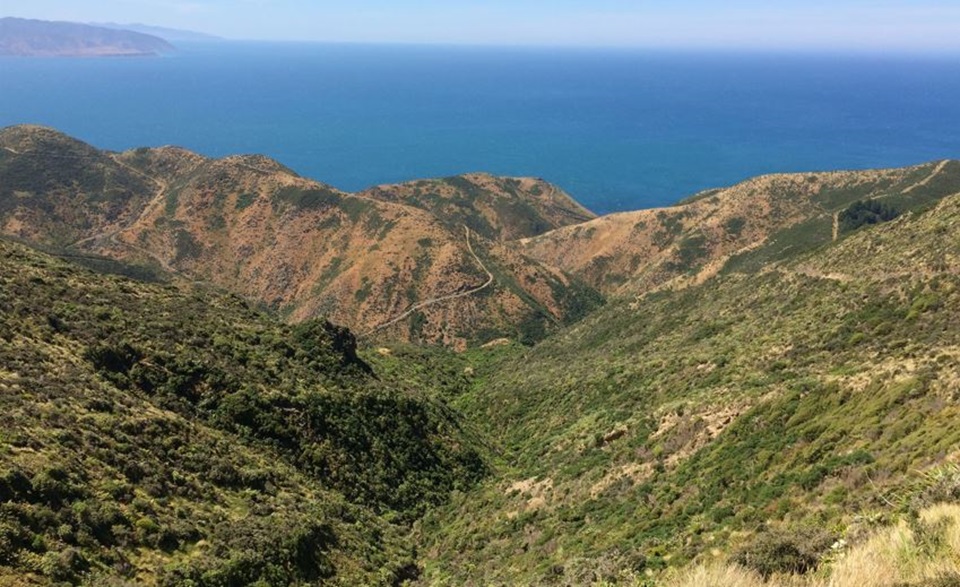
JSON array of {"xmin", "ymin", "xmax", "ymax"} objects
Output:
[{"xmin": 2, "ymin": 43, "xmax": 960, "ymax": 214}]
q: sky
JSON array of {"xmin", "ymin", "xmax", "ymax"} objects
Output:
[{"xmin": 5, "ymin": 0, "xmax": 960, "ymax": 52}]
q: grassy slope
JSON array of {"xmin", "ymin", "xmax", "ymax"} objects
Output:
[
  {"xmin": 416, "ymin": 190, "xmax": 960, "ymax": 585},
  {"xmin": 0, "ymin": 237, "xmax": 486, "ymax": 585}
]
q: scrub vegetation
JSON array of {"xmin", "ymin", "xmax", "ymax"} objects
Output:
[{"xmin": 2, "ymin": 126, "xmax": 960, "ymax": 585}]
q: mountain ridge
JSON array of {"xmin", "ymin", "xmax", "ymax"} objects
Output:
[
  {"xmin": 5, "ymin": 125, "xmax": 959, "ymax": 348},
  {"xmin": 521, "ymin": 160, "xmax": 960, "ymax": 296},
  {"xmin": 89, "ymin": 22, "xmax": 221, "ymax": 42},
  {"xmin": 0, "ymin": 125, "xmax": 602, "ymax": 348}
]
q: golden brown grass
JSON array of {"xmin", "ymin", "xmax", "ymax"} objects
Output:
[{"xmin": 657, "ymin": 504, "xmax": 960, "ymax": 587}]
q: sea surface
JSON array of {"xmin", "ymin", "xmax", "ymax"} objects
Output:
[{"xmin": 2, "ymin": 43, "xmax": 960, "ymax": 214}]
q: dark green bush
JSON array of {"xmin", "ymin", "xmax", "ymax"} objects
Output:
[
  {"xmin": 732, "ymin": 527, "xmax": 833, "ymax": 578},
  {"xmin": 839, "ymin": 199, "xmax": 900, "ymax": 233},
  {"xmin": 725, "ymin": 216, "xmax": 747, "ymax": 237},
  {"xmin": 273, "ymin": 186, "xmax": 341, "ymax": 210}
]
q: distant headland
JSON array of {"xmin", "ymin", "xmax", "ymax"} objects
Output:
[
  {"xmin": 0, "ymin": 17, "xmax": 175, "ymax": 57},
  {"xmin": 90, "ymin": 22, "xmax": 222, "ymax": 43}
]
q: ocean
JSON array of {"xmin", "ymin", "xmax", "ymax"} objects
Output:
[{"xmin": 2, "ymin": 42, "xmax": 959, "ymax": 214}]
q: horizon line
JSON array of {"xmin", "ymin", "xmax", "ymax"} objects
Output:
[
  {"xmin": 4, "ymin": 15, "xmax": 960, "ymax": 56},
  {"xmin": 171, "ymin": 37, "xmax": 960, "ymax": 57}
]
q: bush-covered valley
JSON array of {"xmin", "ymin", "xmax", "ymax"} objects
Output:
[
  {"xmin": 3, "ymin": 126, "xmax": 960, "ymax": 586},
  {"xmin": 415, "ymin": 189, "xmax": 960, "ymax": 585}
]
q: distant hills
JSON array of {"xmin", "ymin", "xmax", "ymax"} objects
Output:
[
  {"xmin": 522, "ymin": 160, "xmax": 960, "ymax": 295},
  {"xmin": 0, "ymin": 17, "xmax": 175, "ymax": 56},
  {"xmin": 0, "ymin": 125, "xmax": 602, "ymax": 346},
  {"xmin": 3, "ymin": 125, "xmax": 959, "ymax": 350},
  {"xmin": 91, "ymin": 22, "xmax": 221, "ymax": 42}
]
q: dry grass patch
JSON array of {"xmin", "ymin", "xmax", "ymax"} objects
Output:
[{"xmin": 660, "ymin": 504, "xmax": 960, "ymax": 587}]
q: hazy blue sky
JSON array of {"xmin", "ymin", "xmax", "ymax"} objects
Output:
[{"xmin": 7, "ymin": 0, "xmax": 960, "ymax": 51}]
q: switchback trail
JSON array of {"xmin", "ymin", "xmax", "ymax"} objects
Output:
[
  {"xmin": 363, "ymin": 225, "xmax": 495, "ymax": 336},
  {"xmin": 3, "ymin": 146, "xmax": 178, "ymax": 274},
  {"xmin": 68, "ymin": 154, "xmax": 199, "ymax": 275}
]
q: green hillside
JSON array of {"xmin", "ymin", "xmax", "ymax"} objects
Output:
[
  {"xmin": 0, "ymin": 238, "xmax": 484, "ymax": 585},
  {"xmin": 416, "ymin": 191, "xmax": 960, "ymax": 585}
]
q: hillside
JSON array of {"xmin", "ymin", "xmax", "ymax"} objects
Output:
[
  {"xmin": 0, "ymin": 125, "xmax": 602, "ymax": 347},
  {"xmin": 360, "ymin": 173, "xmax": 595, "ymax": 242},
  {"xmin": 0, "ymin": 235, "xmax": 488, "ymax": 585},
  {"xmin": 415, "ymin": 189, "xmax": 960, "ymax": 584},
  {"xmin": 0, "ymin": 18, "xmax": 174, "ymax": 57},
  {"xmin": 521, "ymin": 161, "xmax": 960, "ymax": 295}
]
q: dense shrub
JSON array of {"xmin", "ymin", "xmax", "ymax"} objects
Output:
[
  {"xmin": 272, "ymin": 185, "xmax": 341, "ymax": 210},
  {"xmin": 0, "ymin": 237, "xmax": 489, "ymax": 584},
  {"xmin": 732, "ymin": 527, "xmax": 834, "ymax": 578},
  {"xmin": 839, "ymin": 199, "xmax": 900, "ymax": 233}
]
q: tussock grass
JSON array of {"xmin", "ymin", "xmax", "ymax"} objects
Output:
[{"xmin": 660, "ymin": 504, "xmax": 960, "ymax": 587}]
